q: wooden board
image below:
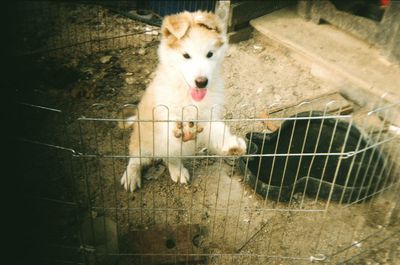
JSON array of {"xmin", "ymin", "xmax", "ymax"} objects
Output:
[
  {"xmin": 272, "ymin": 91, "xmax": 353, "ymax": 115},
  {"xmin": 259, "ymin": 91, "xmax": 354, "ymax": 131},
  {"xmin": 352, "ymin": 107, "xmax": 388, "ymax": 134},
  {"xmin": 120, "ymin": 224, "xmax": 206, "ymax": 265}
]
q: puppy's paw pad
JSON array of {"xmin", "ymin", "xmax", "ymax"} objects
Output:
[{"xmin": 174, "ymin": 122, "xmax": 204, "ymax": 142}]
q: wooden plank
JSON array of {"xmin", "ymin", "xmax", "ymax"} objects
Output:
[
  {"xmin": 260, "ymin": 92, "xmax": 395, "ymax": 134},
  {"xmin": 269, "ymin": 91, "xmax": 353, "ymax": 115},
  {"xmin": 120, "ymin": 224, "xmax": 205, "ymax": 265},
  {"xmin": 341, "ymin": 87, "xmax": 400, "ymax": 127},
  {"xmin": 259, "ymin": 92, "xmax": 354, "ymax": 131},
  {"xmin": 352, "ymin": 107, "xmax": 389, "ymax": 134}
]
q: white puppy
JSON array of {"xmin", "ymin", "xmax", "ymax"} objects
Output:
[{"xmin": 121, "ymin": 11, "xmax": 246, "ymax": 191}]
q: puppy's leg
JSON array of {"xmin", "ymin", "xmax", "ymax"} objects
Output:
[
  {"xmin": 121, "ymin": 126, "xmax": 152, "ymax": 192},
  {"xmin": 121, "ymin": 157, "xmax": 151, "ymax": 192},
  {"xmin": 167, "ymin": 158, "xmax": 190, "ymax": 184},
  {"xmin": 204, "ymin": 122, "xmax": 246, "ymax": 155}
]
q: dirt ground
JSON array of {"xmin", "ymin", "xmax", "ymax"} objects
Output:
[{"xmin": 15, "ymin": 3, "xmax": 400, "ymax": 265}]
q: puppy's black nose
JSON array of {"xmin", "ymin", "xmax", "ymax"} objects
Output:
[{"xmin": 195, "ymin": 77, "xmax": 208, "ymax": 88}]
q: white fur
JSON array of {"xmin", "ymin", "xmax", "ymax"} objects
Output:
[{"xmin": 121, "ymin": 12, "xmax": 246, "ymax": 192}]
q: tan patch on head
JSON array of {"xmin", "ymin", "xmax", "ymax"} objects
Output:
[
  {"xmin": 161, "ymin": 11, "xmax": 225, "ymax": 48},
  {"xmin": 193, "ymin": 11, "xmax": 223, "ymax": 34}
]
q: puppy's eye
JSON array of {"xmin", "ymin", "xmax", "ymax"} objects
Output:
[
  {"xmin": 206, "ymin": 51, "xmax": 213, "ymax": 58},
  {"xmin": 183, "ymin": 53, "xmax": 191, "ymax": 59}
]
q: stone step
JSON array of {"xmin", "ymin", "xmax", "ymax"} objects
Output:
[{"xmin": 250, "ymin": 8, "xmax": 400, "ymax": 105}]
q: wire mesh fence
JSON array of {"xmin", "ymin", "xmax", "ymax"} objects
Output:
[
  {"xmin": 16, "ymin": 96, "xmax": 400, "ymax": 265},
  {"xmin": 9, "ymin": 1, "xmax": 215, "ymax": 58},
  {"xmin": 13, "ymin": 1, "xmax": 400, "ymax": 265}
]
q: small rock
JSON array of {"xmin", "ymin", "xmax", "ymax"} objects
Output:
[
  {"xmin": 352, "ymin": 241, "xmax": 362, "ymax": 248},
  {"xmin": 81, "ymin": 67, "xmax": 94, "ymax": 79},
  {"xmin": 125, "ymin": 77, "xmax": 135, "ymax": 85},
  {"xmin": 125, "ymin": 72, "xmax": 133, "ymax": 76},
  {"xmin": 138, "ymin": 48, "xmax": 146, "ymax": 55},
  {"xmin": 144, "ymin": 25, "xmax": 159, "ymax": 33},
  {"xmin": 145, "ymin": 30, "xmax": 159, "ymax": 36},
  {"xmin": 99, "ymin": 55, "xmax": 112, "ymax": 64},
  {"xmin": 253, "ymin": 44, "xmax": 264, "ymax": 52}
]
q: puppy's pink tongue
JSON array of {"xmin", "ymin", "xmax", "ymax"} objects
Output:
[{"xmin": 190, "ymin": 88, "xmax": 207, "ymax": 101}]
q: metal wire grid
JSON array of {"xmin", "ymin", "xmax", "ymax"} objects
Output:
[{"xmin": 17, "ymin": 95, "xmax": 400, "ymax": 264}]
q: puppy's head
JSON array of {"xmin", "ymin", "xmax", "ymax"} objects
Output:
[{"xmin": 158, "ymin": 11, "xmax": 228, "ymax": 101}]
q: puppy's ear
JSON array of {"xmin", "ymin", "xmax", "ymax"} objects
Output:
[
  {"xmin": 194, "ymin": 12, "xmax": 224, "ymax": 34},
  {"xmin": 162, "ymin": 12, "xmax": 191, "ymax": 39}
]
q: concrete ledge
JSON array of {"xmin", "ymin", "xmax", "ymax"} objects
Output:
[{"xmin": 250, "ymin": 8, "xmax": 400, "ymax": 104}]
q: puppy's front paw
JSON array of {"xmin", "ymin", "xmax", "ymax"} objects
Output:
[
  {"xmin": 173, "ymin": 122, "xmax": 204, "ymax": 142},
  {"xmin": 169, "ymin": 165, "xmax": 190, "ymax": 184},
  {"xmin": 222, "ymin": 136, "xmax": 247, "ymax": 155},
  {"xmin": 121, "ymin": 164, "xmax": 141, "ymax": 192}
]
